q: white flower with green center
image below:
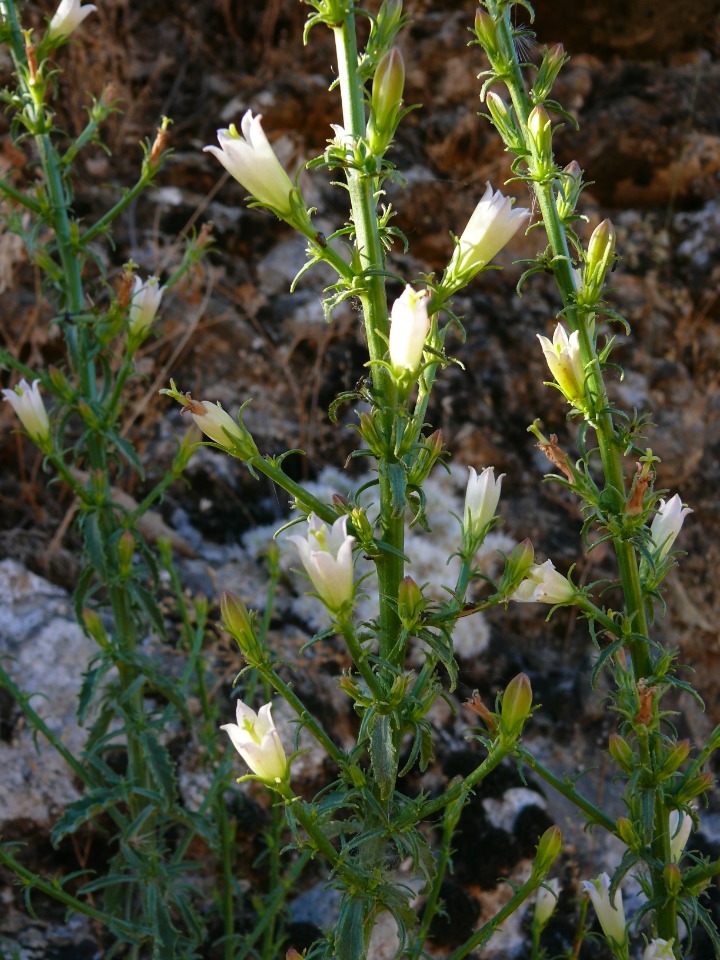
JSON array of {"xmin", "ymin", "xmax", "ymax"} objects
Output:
[
  {"xmin": 289, "ymin": 513, "xmax": 355, "ymax": 612},
  {"xmin": 204, "ymin": 111, "xmax": 296, "ymax": 218},
  {"xmin": 221, "ymin": 700, "xmax": 288, "ymax": 785},
  {"xmin": 511, "ymin": 559, "xmax": 575, "ymax": 605},
  {"xmin": 2, "ymin": 379, "xmax": 51, "ymax": 448}
]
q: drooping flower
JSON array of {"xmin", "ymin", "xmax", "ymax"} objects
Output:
[
  {"xmin": 537, "ymin": 323, "xmax": 585, "ymax": 404},
  {"xmin": 204, "ymin": 111, "xmax": 295, "ymax": 217},
  {"xmin": 511, "ymin": 559, "xmax": 575, "ymax": 605},
  {"xmin": 581, "ymin": 873, "xmax": 627, "ymax": 947},
  {"xmin": 289, "ymin": 513, "xmax": 355, "ymax": 612},
  {"xmin": 463, "ymin": 466, "xmax": 503, "ymax": 541},
  {"xmin": 388, "ymin": 285, "xmax": 430, "ymax": 379},
  {"xmin": 2, "ymin": 379, "xmax": 51, "ymax": 446},
  {"xmin": 128, "ymin": 275, "xmax": 164, "ymax": 339},
  {"xmin": 47, "ymin": 0, "xmax": 97, "ymax": 42},
  {"xmin": 650, "ymin": 494, "xmax": 692, "ymax": 560},
  {"xmin": 643, "ymin": 940, "xmax": 675, "ymax": 960},
  {"xmin": 442, "ymin": 183, "xmax": 530, "ymax": 293},
  {"xmin": 668, "ymin": 808, "xmax": 693, "ymax": 862},
  {"xmin": 221, "ymin": 700, "xmax": 287, "ymax": 785}
]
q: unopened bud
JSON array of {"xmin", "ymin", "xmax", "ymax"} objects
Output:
[
  {"xmin": 500, "ymin": 672, "xmax": 533, "ymax": 740},
  {"xmin": 527, "ymin": 105, "xmax": 553, "ymax": 166},
  {"xmin": 408, "ymin": 429, "xmax": 444, "ymax": 486},
  {"xmin": 367, "ymin": 48, "xmax": 405, "ymax": 155},
  {"xmin": 499, "ymin": 539, "xmax": 535, "ymax": 596},
  {"xmin": 398, "ymin": 576, "xmax": 423, "ymax": 629},
  {"xmin": 82, "ymin": 608, "xmax": 108, "ymax": 647},
  {"xmin": 533, "ymin": 43, "xmax": 566, "ymax": 101},
  {"xmin": 485, "ymin": 91, "xmax": 523, "ymax": 151},
  {"xmin": 349, "ymin": 506, "xmax": 374, "ymax": 549},
  {"xmin": 533, "ymin": 825, "xmax": 562, "ymax": 875},
  {"xmin": 676, "ymin": 772, "xmax": 714, "ymax": 805},
  {"xmin": 556, "ymin": 160, "xmax": 584, "ymax": 221},
  {"xmin": 663, "ymin": 863, "xmax": 682, "ymax": 897},
  {"xmin": 474, "ymin": 8, "xmax": 499, "ymax": 57},
  {"xmin": 657, "ymin": 740, "xmax": 690, "ymax": 780},
  {"xmin": 608, "ymin": 734, "xmax": 635, "ymax": 773},
  {"xmin": 221, "ymin": 591, "xmax": 262, "ymax": 660},
  {"xmin": 582, "ymin": 219, "xmax": 616, "ymax": 303},
  {"xmin": 616, "ymin": 817, "xmax": 639, "ymax": 850},
  {"xmin": 357, "ymin": 410, "xmax": 386, "ymax": 458},
  {"xmin": 286, "ymin": 950, "xmax": 303, "ymax": 960},
  {"xmin": 117, "ymin": 530, "xmax": 135, "ymax": 576}
]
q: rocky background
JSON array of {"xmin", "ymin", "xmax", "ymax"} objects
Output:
[{"xmin": 1, "ymin": 0, "xmax": 720, "ymax": 957}]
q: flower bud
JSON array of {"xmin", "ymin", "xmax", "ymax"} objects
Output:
[
  {"xmin": 498, "ymin": 539, "xmax": 535, "ymax": 596},
  {"xmin": 556, "ymin": 160, "xmax": 583, "ymax": 221},
  {"xmin": 47, "ymin": 0, "xmax": 97, "ymax": 43},
  {"xmin": 286, "ymin": 950, "xmax": 303, "ymax": 960},
  {"xmin": 485, "ymin": 91, "xmax": 523, "ymax": 152},
  {"xmin": 2, "ymin": 378, "xmax": 51, "ymax": 449},
  {"xmin": 608, "ymin": 734, "xmax": 635, "ymax": 773},
  {"xmin": 398, "ymin": 576, "xmax": 424, "ymax": 629},
  {"xmin": 221, "ymin": 591, "xmax": 263, "ymax": 660},
  {"xmin": 657, "ymin": 739, "xmax": 690, "ymax": 780},
  {"xmin": 357, "ymin": 410, "xmax": 386, "ymax": 459},
  {"xmin": 82, "ymin": 608, "xmax": 108, "ymax": 647},
  {"xmin": 616, "ymin": 817, "xmax": 639, "ymax": 850},
  {"xmin": 581, "ymin": 219, "xmax": 616, "ymax": 302},
  {"xmin": 388, "ymin": 285, "xmax": 431, "ymax": 383},
  {"xmin": 533, "ymin": 825, "xmax": 562, "ymax": 875},
  {"xmin": 367, "ymin": 48, "xmax": 405, "ymax": 155},
  {"xmin": 675, "ymin": 772, "xmax": 714, "ymax": 805},
  {"xmin": 117, "ymin": 530, "xmax": 135, "ymax": 577},
  {"xmin": 128, "ymin": 275, "xmax": 164, "ymax": 342},
  {"xmin": 474, "ymin": 8, "xmax": 499, "ymax": 57},
  {"xmin": 161, "ymin": 380, "xmax": 260, "ymax": 460},
  {"xmin": 500, "ymin": 672, "xmax": 533, "ymax": 740},
  {"xmin": 408, "ymin": 429, "xmax": 444, "ymax": 486},
  {"xmin": 533, "ymin": 878, "xmax": 560, "ymax": 929},
  {"xmin": 533, "ymin": 43, "xmax": 567, "ymax": 102},
  {"xmin": 349, "ymin": 506, "xmax": 374, "ymax": 550},
  {"xmin": 663, "ymin": 863, "xmax": 682, "ymax": 897},
  {"xmin": 527, "ymin": 105, "xmax": 553, "ymax": 165}
]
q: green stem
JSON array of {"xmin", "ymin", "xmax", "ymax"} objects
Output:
[
  {"xmin": 0, "ymin": 176, "xmax": 42, "ymax": 213},
  {"xmin": 490, "ymin": 2, "xmax": 651, "ymax": 680},
  {"xmin": 517, "ymin": 747, "xmax": 617, "ymax": 833},
  {"xmin": 332, "ymin": 14, "xmax": 404, "ymax": 659},
  {"xmin": 256, "ymin": 664, "xmax": 348, "ymax": 768},
  {"xmin": 403, "ymin": 741, "xmax": 510, "ymax": 825},
  {"xmin": 446, "ymin": 872, "xmax": 540, "ymax": 960},
  {"xmin": 339, "ymin": 618, "xmax": 385, "ymax": 700},
  {"xmin": 81, "ymin": 172, "xmax": 155, "ymax": 244},
  {"xmin": 0, "ymin": 844, "xmax": 151, "ymax": 942}
]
